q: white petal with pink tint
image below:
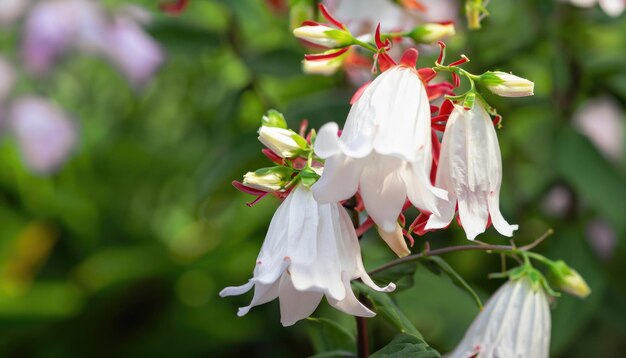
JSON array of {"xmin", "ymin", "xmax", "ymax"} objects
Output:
[
  {"xmin": 9, "ymin": 96, "xmax": 77, "ymax": 173},
  {"xmin": 426, "ymin": 104, "xmax": 517, "ymax": 240},
  {"xmin": 449, "ymin": 279, "xmax": 551, "ymax": 358}
]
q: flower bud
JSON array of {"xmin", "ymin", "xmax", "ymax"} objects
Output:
[
  {"xmin": 408, "ymin": 23, "xmax": 456, "ymax": 44},
  {"xmin": 258, "ymin": 126, "xmax": 307, "ymax": 158},
  {"xmin": 261, "ymin": 109, "xmax": 287, "ymax": 129},
  {"xmin": 480, "ymin": 71, "xmax": 534, "ymax": 97},
  {"xmin": 549, "ymin": 260, "xmax": 591, "ymax": 298},
  {"xmin": 243, "ymin": 166, "xmax": 293, "ymax": 192},
  {"xmin": 293, "ymin": 25, "xmax": 353, "ymax": 48},
  {"xmin": 377, "ymin": 224, "xmax": 410, "ymax": 258},
  {"xmin": 303, "ymin": 56, "xmax": 344, "ymax": 76}
]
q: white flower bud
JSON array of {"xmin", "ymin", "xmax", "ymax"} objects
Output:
[
  {"xmin": 258, "ymin": 126, "xmax": 306, "ymax": 158},
  {"xmin": 293, "ymin": 25, "xmax": 352, "ymax": 48},
  {"xmin": 409, "ymin": 23, "xmax": 456, "ymax": 44},
  {"xmin": 303, "ymin": 57, "xmax": 344, "ymax": 76},
  {"xmin": 481, "ymin": 71, "xmax": 534, "ymax": 97},
  {"xmin": 243, "ymin": 171, "xmax": 284, "ymax": 192}
]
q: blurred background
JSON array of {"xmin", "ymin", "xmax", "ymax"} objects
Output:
[{"xmin": 0, "ymin": 0, "xmax": 624, "ymax": 356}]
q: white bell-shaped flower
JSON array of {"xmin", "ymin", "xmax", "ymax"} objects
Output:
[
  {"xmin": 426, "ymin": 103, "xmax": 518, "ymax": 241},
  {"xmin": 448, "ymin": 278, "xmax": 551, "ymax": 358},
  {"xmin": 312, "ymin": 51, "xmax": 447, "ymax": 233},
  {"xmin": 220, "ymin": 184, "xmax": 395, "ymax": 327}
]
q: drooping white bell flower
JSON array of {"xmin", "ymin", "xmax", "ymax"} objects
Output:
[
  {"xmin": 426, "ymin": 103, "xmax": 518, "ymax": 241},
  {"xmin": 220, "ymin": 184, "xmax": 395, "ymax": 327},
  {"xmin": 448, "ymin": 278, "xmax": 551, "ymax": 358},
  {"xmin": 313, "ymin": 49, "xmax": 447, "ymax": 233}
]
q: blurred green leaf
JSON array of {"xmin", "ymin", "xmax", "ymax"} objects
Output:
[
  {"xmin": 370, "ymin": 334, "xmax": 440, "ymax": 358},
  {"xmin": 418, "ymin": 257, "xmax": 483, "ymax": 310},
  {"xmin": 353, "ymin": 282, "xmax": 423, "ymax": 340},
  {"xmin": 371, "ymin": 262, "xmax": 417, "ymax": 292},
  {"xmin": 555, "ymin": 127, "xmax": 626, "ymax": 237},
  {"xmin": 307, "ymin": 317, "xmax": 355, "ymax": 355}
]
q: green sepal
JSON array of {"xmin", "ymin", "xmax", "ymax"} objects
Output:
[{"xmin": 261, "ymin": 109, "xmax": 288, "ymax": 129}]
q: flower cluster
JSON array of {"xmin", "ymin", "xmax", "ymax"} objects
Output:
[
  {"xmin": 222, "ymin": 4, "xmax": 591, "ymax": 356},
  {"xmin": 0, "ymin": 0, "xmax": 163, "ymax": 174}
]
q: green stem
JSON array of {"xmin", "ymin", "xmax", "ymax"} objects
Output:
[
  {"xmin": 368, "ymin": 229, "xmax": 554, "ymax": 276},
  {"xmin": 352, "ymin": 38, "xmax": 378, "ymax": 53}
]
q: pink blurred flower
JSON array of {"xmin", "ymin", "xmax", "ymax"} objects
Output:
[
  {"xmin": 0, "ymin": 0, "xmax": 29, "ymax": 26},
  {"xmin": 541, "ymin": 185, "xmax": 573, "ymax": 218},
  {"xmin": 585, "ymin": 219, "xmax": 617, "ymax": 261},
  {"xmin": 22, "ymin": 0, "xmax": 106, "ymax": 74},
  {"xmin": 22, "ymin": 0, "xmax": 163, "ymax": 86},
  {"xmin": 8, "ymin": 96, "xmax": 77, "ymax": 174},
  {"xmin": 573, "ymin": 96, "xmax": 624, "ymax": 162},
  {"xmin": 101, "ymin": 16, "xmax": 164, "ymax": 87}
]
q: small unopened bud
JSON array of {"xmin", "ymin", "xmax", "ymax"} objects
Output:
[
  {"xmin": 293, "ymin": 25, "xmax": 353, "ymax": 48},
  {"xmin": 258, "ymin": 126, "xmax": 307, "ymax": 158},
  {"xmin": 549, "ymin": 260, "xmax": 591, "ymax": 298},
  {"xmin": 262, "ymin": 109, "xmax": 287, "ymax": 129},
  {"xmin": 480, "ymin": 71, "xmax": 534, "ymax": 97},
  {"xmin": 303, "ymin": 57, "xmax": 344, "ymax": 75},
  {"xmin": 408, "ymin": 23, "xmax": 456, "ymax": 44},
  {"xmin": 243, "ymin": 167, "xmax": 292, "ymax": 192},
  {"xmin": 377, "ymin": 224, "xmax": 410, "ymax": 258}
]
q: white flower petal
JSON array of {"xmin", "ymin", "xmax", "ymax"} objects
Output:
[
  {"xmin": 312, "ymin": 153, "xmax": 362, "ymax": 203},
  {"xmin": 488, "ymin": 192, "xmax": 518, "ymax": 237},
  {"xmin": 288, "ymin": 186, "xmax": 346, "ymax": 301},
  {"xmin": 359, "ymin": 155, "xmax": 406, "ymax": 232},
  {"xmin": 278, "ymin": 273, "xmax": 324, "ymax": 327},
  {"xmin": 314, "ymin": 121, "xmax": 342, "ymax": 158},
  {"xmin": 327, "ymin": 273, "xmax": 375, "ymax": 317}
]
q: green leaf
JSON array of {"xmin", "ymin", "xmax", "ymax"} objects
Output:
[
  {"xmin": 307, "ymin": 317, "xmax": 355, "ymax": 356},
  {"xmin": 262, "ymin": 109, "xmax": 288, "ymax": 129},
  {"xmin": 370, "ymin": 334, "xmax": 440, "ymax": 358},
  {"xmin": 555, "ymin": 127, "xmax": 626, "ymax": 237},
  {"xmin": 371, "ymin": 261, "xmax": 418, "ymax": 292},
  {"xmin": 419, "ymin": 256, "xmax": 483, "ymax": 310},
  {"xmin": 352, "ymin": 282, "xmax": 423, "ymax": 340}
]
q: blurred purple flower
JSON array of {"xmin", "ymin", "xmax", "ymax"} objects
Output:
[
  {"xmin": 585, "ymin": 219, "xmax": 617, "ymax": 261},
  {"xmin": 21, "ymin": 0, "xmax": 163, "ymax": 85},
  {"xmin": 573, "ymin": 96, "xmax": 624, "ymax": 162},
  {"xmin": 101, "ymin": 16, "xmax": 164, "ymax": 87},
  {"xmin": 541, "ymin": 185, "xmax": 573, "ymax": 218},
  {"xmin": 8, "ymin": 96, "xmax": 77, "ymax": 174}
]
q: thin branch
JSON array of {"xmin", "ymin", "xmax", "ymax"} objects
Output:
[
  {"xmin": 367, "ymin": 229, "xmax": 553, "ymax": 276},
  {"xmin": 519, "ymin": 228, "xmax": 554, "ymax": 251}
]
